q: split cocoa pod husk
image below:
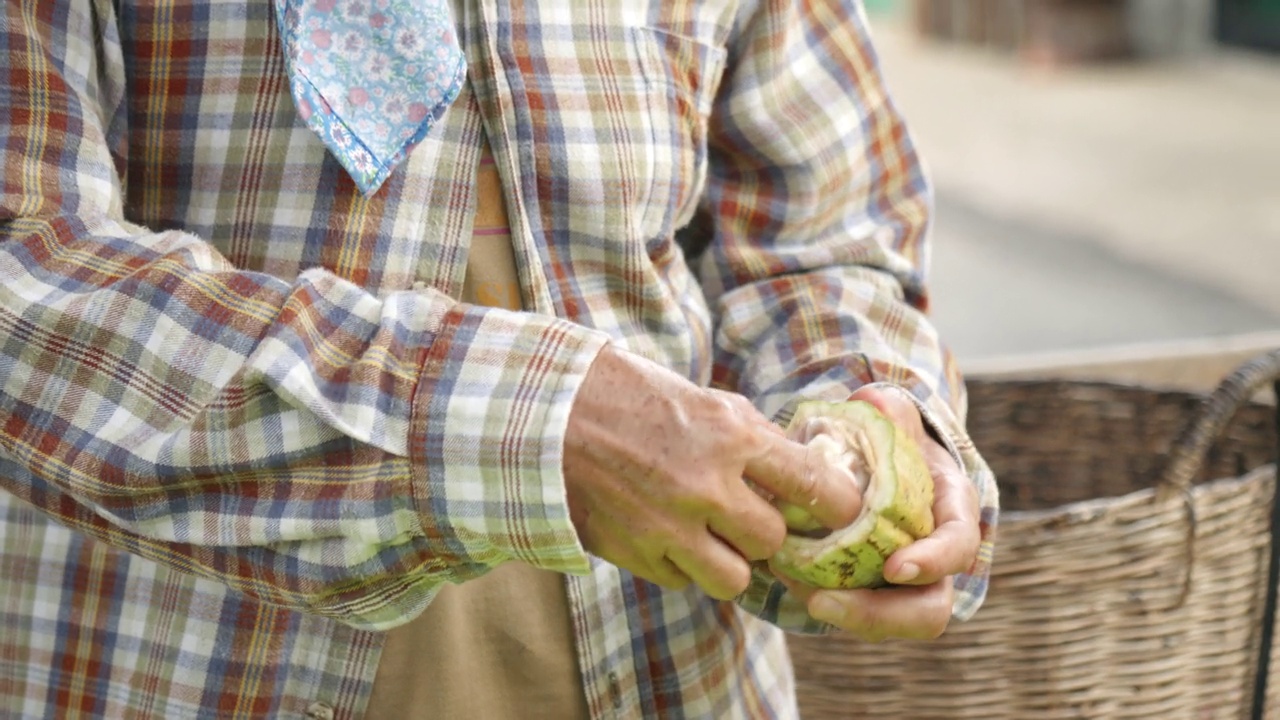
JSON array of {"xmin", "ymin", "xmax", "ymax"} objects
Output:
[{"xmin": 769, "ymin": 400, "xmax": 935, "ymax": 590}]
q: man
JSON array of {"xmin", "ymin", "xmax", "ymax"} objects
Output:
[{"xmin": 0, "ymin": 0, "xmax": 997, "ymax": 717}]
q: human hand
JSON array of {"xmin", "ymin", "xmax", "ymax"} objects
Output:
[
  {"xmin": 772, "ymin": 385, "xmax": 981, "ymax": 641},
  {"xmin": 563, "ymin": 344, "xmax": 862, "ymax": 600}
]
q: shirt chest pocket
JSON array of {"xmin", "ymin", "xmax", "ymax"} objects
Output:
[
  {"xmin": 521, "ymin": 20, "xmax": 727, "ymax": 254},
  {"xmin": 628, "ymin": 25, "xmax": 728, "ymax": 243}
]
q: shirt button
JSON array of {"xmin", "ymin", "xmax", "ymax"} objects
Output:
[
  {"xmin": 305, "ymin": 702, "xmax": 335, "ymax": 720},
  {"xmin": 608, "ymin": 672, "xmax": 622, "ymax": 709}
]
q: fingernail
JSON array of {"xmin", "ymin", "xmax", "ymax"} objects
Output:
[
  {"xmin": 894, "ymin": 563, "xmax": 920, "ymax": 583},
  {"xmin": 810, "ymin": 594, "xmax": 843, "ymax": 623}
]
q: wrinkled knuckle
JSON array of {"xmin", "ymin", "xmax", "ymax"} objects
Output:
[
  {"xmin": 708, "ymin": 387, "xmax": 752, "ymax": 410},
  {"xmin": 704, "ymin": 387, "xmax": 733, "ymax": 402},
  {"xmin": 958, "ymin": 515, "xmax": 983, "ymax": 555},
  {"xmin": 796, "ymin": 457, "xmax": 822, "ymax": 501},
  {"xmin": 704, "ymin": 483, "xmax": 736, "ymax": 514},
  {"xmin": 713, "ymin": 394, "xmax": 757, "ymax": 443},
  {"xmin": 707, "ymin": 391, "xmax": 741, "ymax": 424},
  {"xmin": 966, "ymin": 528, "xmax": 983, "ymax": 560},
  {"xmin": 728, "ymin": 392, "xmax": 760, "ymax": 418}
]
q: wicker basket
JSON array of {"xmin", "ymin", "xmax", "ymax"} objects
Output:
[{"xmin": 788, "ymin": 350, "xmax": 1280, "ymax": 720}]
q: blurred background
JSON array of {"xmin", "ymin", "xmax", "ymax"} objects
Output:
[{"xmin": 860, "ymin": 0, "xmax": 1280, "ymax": 367}]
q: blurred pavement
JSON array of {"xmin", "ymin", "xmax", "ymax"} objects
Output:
[{"xmin": 864, "ymin": 13, "xmax": 1280, "ymax": 363}]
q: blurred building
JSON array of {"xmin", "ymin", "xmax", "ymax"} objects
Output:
[
  {"xmin": 860, "ymin": 0, "xmax": 1280, "ymax": 361},
  {"xmin": 902, "ymin": 0, "xmax": 1280, "ymax": 65}
]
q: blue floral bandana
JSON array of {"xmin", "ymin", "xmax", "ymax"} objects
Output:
[{"xmin": 275, "ymin": 0, "xmax": 467, "ymax": 195}]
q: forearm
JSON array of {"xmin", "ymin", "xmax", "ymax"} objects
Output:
[
  {"xmin": 0, "ymin": 205, "xmax": 432, "ymax": 627},
  {"xmin": 1, "ymin": 210, "xmax": 613, "ymax": 627}
]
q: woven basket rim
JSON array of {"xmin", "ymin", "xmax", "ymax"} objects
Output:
[
  {"xmin": 968, "ymin": 376, "xmax": 1209, "ymax": 395},
  {"xmin": 999, "ymin": 464, "xmax": 1278, "ymax": 526},
  {"xmin": 967, "ymin": 375, "xmax": 1276, "ymax": 405}
]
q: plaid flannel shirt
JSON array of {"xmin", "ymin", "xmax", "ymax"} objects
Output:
[{"xmin": 0, "ymin": 0, "xmax": 998, "ymax": 717}]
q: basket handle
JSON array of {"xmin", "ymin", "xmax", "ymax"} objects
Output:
[
  {"xmin": 1161, "ymin": 348, "xmax": 1280, "ymax": 493},
  {"xmin": 1155, "ymin": 348, "xmax": 1280, "ymax": 611}
]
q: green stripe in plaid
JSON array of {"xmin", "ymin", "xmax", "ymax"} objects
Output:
[{"xmin": 0, "ymin": 0, "xmax": 998, "ymax": 717}]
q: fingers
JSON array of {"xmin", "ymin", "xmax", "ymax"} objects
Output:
[
  {"xmin": 813, "ymin": 581, "xmax": 954, "ymax": 641},
  {"xmin": 707, "ymin": 489, "xmax": 788, "ymax": 561},
  {"xmin": 883, "ymin": 438, "xmax": 982, "ymax": 586},
  {"xmin": 848, "ymin": 385, "xmax": 926, "ymax": 443},
  {"xmin": 780, "ymin": 575, "xmax": 956, "ymax": 642},
  {"xmin": 745, "ymin": 386, "xmax": 976, "ymax": 642},
  {"xmin": 588, "ymin": 528, "xmax": 695, "ymax": 591},
  {"xmin": 667, "ymin": 534, "xmax": 753, "ymax": 601},
  {"xmin": 642, "ymin": 555, "xmax": 694, "ymax": 591},
  {"xmin": 743, "ymin": 424, "xmax": 861, "ymax": 530}
]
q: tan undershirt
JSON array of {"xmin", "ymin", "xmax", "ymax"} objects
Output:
[{"xmin": 362, "ymin": 139, "xmax": 590, "ymax": 719}]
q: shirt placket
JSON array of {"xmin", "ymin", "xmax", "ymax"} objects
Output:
[
  {"xmin": 463, "ymin": 2, "xmax": 634, "ymax": 718},
  {"xmin": 467, "ymin": 0, "xmax": 555, "ymax": 317}
]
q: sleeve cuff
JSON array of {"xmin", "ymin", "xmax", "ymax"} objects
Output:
[{"xmin": 407, "ymin": 302, "xmax": 612, "ymax": 578}]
